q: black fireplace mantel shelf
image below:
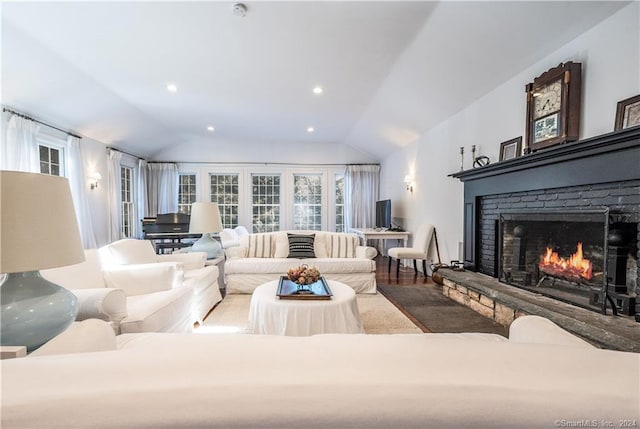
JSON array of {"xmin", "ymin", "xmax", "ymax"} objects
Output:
[{"xmin": 450, "ymin": 126, "xmax": 640, "ymax": 183}]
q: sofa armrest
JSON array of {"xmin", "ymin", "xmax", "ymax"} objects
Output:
[
  {"xmin": 356, "ymin": 246, "xmax": 378, "ymax": 259},
  {"xmin": 226, "ymin": 246, "xmax": 248, "ymax": 259},
  {"xmin": 71, "ymin": 288, "xmax": 128, "ymax": 323},
  {"xmin": 158, "ymin": 252, "xmax": 207, "ymax": 270},
  {"xmin": 103, "ymin": 263, "xmax": 184, "ymax": 296},
  {"xmin": 509, "ymin": 315, "xmax": 594, "ymax": 348}
]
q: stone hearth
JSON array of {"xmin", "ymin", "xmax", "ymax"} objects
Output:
[{"xmin": 439, "ymin": 268, "xmax": 640, "ymax": 352}]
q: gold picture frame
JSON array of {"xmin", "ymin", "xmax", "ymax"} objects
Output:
[
  {"xmin": 499, "ymin": 136, "xmax": 522, "ymax": 161},
  {"xmin": 614, "ymin": 94, "xmax": 640, "ymax": 131}
]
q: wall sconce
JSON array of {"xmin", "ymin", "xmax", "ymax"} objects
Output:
[
  {"xmin": 404, "ymin": 175, "xmax": 414, "ymax": 193},
  {"xmin": 89, "ymin": 172, "xmax": 102, "ymax": 190}
]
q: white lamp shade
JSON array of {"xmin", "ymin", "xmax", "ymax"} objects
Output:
[
  {"xmin": 189, "ymin": 202, "xmax": 223, "ymax": 234},
  {"xmin": 0, "ymin": 171, "xmax": 85, "ymax": 273}
]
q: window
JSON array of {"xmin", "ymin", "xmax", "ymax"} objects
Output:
[
  {"xmin": 335, "ymin": 175, "xmax": 345, "ymax": 232},
  {"xmin": 178, "ymin": 174, "xmax": 197, "ymax": 215},
  {"xmin": 293, "ymin": 174, "xmax": 322, "ymax": 231},
  {"xmin": 252, "ymin": 174, "xmax": 280, "ymax": 232},
  {"xmin": 38, "ymin": 144, "xmax": 62, "ymax": 176},
  {"xmin": 121, "ymin": 166, "xmax": 135, "ymax": 238},
  {"xmin": 209, "ymin": 174, "xmax": 239, "ymax": 228}
]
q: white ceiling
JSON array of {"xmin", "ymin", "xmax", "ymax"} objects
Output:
[{"xmin": 1, "ymin": 1, "xmax": 629, "ymax": 161}]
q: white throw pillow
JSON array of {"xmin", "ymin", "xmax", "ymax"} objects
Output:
[
  {"xmin": 103, "ymin": 263, "xmax": 182, "ymax": 296},
  {"xmin": 103, "ymin": 239, "xmax": 158, "ymax": 265},
  {"xmin": 328, "ymin": 234, "xmax": 358, "ymax": 258},
  {"xmin": 247, "ymin": 233, "xmax": 273, "ymax": 258}
]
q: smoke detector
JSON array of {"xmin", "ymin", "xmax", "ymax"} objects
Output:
[{"xmin": 232, "ymin": 3, "xmax": 247, "ymax": 17}]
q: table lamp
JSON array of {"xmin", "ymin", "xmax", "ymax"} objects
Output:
[
  {"xmin": 0, "ymin": 171, "xmax": 85, "ymax": 352},
  {"xmin": 189, "ymin": 202, "xmax": 223, "ymax": 259}
]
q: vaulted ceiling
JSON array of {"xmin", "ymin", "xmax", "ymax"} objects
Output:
[{"xmin": 1, "ymin": 1, "xmax": 628, "ymax": 161}]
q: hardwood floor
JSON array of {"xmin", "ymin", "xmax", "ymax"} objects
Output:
[{"xmin": 374, "ymin": 255, "xmax": 433, "ymax": 286}]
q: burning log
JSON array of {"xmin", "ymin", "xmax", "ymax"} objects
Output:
[{"xmin": 539, "ymin": 242, "xmax": 593, "ymax": 283}]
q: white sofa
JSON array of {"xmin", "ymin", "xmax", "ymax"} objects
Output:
[
  {"xmin": 224, "ymin": 231, "xmax": 378, "ymax": 294},
  {"xmin": 2, "ymin": 316, "xmax": 638, "ymax": 428},
  {"xmin": 42, "ymin": 239, "xmax": 222, "ymax": 334}
]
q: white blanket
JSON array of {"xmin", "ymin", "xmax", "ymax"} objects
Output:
[{"xmin": 2, "ymin": 332, "xmax": 638, "ymax": 428}]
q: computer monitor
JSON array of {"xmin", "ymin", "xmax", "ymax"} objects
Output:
[{"xmin": 375, "ymin": 199, "xmax": 391, "ymax": 229}]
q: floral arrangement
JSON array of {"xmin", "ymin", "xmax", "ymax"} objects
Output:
[{"xmin": 286, "ymin": 264, "xmax": 321, "ymax": 286}]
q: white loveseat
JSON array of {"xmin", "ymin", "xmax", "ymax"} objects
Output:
[
  {"xmin": 2, "ymin": 316, "xmax": 638, "ymax": 428},
  {"xmin": 224, "ymin": 231, "xmax": 378, "ymax": 294}
]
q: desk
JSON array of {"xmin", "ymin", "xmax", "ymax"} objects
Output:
[
  {"xmin": 349, "ymin": 228, "xmax": 410, "ymax": 255},
  {"xmin": 248, "ymin": 280, "xmax": 364, "ymax": 336}
]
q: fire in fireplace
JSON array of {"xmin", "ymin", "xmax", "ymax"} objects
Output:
[{"xmin": 539, "ymin": 242, "xmax": 593, "ymax": 282}]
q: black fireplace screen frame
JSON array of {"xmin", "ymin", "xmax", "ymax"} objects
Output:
[{"xmin": 498, "ymin": 207, "xmax": 615, "ymax": 315}]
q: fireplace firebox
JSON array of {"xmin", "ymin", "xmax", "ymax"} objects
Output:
[{"xmin": 499, "ymin": 209, "xmax": 638, "ymax": 314}]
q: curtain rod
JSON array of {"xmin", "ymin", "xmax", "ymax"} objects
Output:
[
  {"xmin": 172, "ymin": 161, "xmax": 380, "ymax": 166},
  {"xmin": 106, "ymin": 146, "xmax": 145, "ymax": 161},
  {"xmin": 2, "ymin": 107, "xmax": 82, "ymax": 140}
]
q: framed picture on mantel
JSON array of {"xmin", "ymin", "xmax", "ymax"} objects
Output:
[
  {"xmin": 614, "ymin": 94, "xmax": 640, "ymax": 131},
  {"xmin": 499, "ymin": 136, "xmax": 522, "ymax": 161}
]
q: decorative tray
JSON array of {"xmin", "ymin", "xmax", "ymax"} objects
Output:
[{"xmin": 276, "ymin": 276, "xmax": 333, "ymax": 300}]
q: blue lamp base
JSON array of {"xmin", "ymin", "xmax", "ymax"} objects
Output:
[
  {"xmin": 1, "ymin": 271, "xmax": 78, "ymax": 352},
  {"xmin": 190, "ymin": 233, "xmax": 223, "ymax": 259}
]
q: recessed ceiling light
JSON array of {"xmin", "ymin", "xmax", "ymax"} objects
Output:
[
  {"xmin": 312, "ymin": 86, "xmax": 323, "ymax": 95},
  {"xmin": 307, "ymin": 127, "xmax": 315, "ymax": 133},
  {"xmin": 167, "ymin": 83, "xmax": 178, "ymax": 93},
  {"xmin": 207, "ymin": 126, "xmax": 215, "ymax": 132}
]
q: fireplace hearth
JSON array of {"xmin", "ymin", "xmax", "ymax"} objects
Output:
[{"xmin": 451, "ymin": 126, "xmax": 640, "ymax": 321}]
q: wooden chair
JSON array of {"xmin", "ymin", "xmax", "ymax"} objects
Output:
[{"xmin": 388, "ymin": 224, "xmax": 435, "ymax": 277}]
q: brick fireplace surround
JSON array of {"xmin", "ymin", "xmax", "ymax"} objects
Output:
[{"xmin": 444, "ymin": 126, "xmax": 640, "ymax": 351}]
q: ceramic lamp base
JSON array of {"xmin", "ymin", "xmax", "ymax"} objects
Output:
[
  {"xmin": 1, "ymin": 271, "xmax": 78, "ymax": 352},
  {"xmin": 190, "ymin": 233, "xmax": 223, "ymax": 259}
]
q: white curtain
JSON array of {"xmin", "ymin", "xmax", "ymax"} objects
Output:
[
  {"xmin": 66, "ymin": 136, "xmax": 98, "ymax": 248},
  {"xmin": 0, "ymin": 113, "xmax": 40, "ymax": 172},
  {"xmin": 344, "ymin": 164, "xmax": 380, "ymax": 230},
  {"xmin": 107, "ymin": 149, "xmax": 123, "ymax": 242},
  {"xmin": 146, "ymin": 163, "xmax": 178, "ymax": 217},
  {"xmin": 136, "ymin": 159, "xmax": 149, "ymax": 239}
]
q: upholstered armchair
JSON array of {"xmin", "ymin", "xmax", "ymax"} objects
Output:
[
  {"xmin": 42, "ymin": 249, "xmax": 192, "ymax": 334},
  {"xmin": 99, "ymin": 239, "xmax": 222, "ymax": 322}
]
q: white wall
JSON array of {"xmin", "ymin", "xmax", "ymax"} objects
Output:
[
  {"xmin": 81, "ymin": 136, "xmax": 110, "ymax": 247},
  {"xmin": 380, "ymin": 2, "xmax": 640, "ymax": 269},
  {"xmin": 151, "ymin": 139, "xmax": 377, "ymax": 164}
]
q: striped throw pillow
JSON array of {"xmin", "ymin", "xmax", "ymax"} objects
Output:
[
  {"xmin": 329, "ymin": 235, "xmax": 358, "ymax": 258},
  {"xmin": 247, "ymin": 234, "xmax": 273, "ymax": 258},
  {"xmin": 287, "ymin": 234, "xmax": 316, "ymax": 259}
]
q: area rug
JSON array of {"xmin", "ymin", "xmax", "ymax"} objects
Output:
[
  {"xmin": 378, "ymin": 283, "xmax": 508, "ymax": 336},
  {"xmin": 198, "ymin": 293, "xmax": 422, "ymax": 335}
]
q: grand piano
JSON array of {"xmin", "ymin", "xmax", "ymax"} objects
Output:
[{"xmin": 142, "ymin": 213, "xmax": 201, "ymax": 254}]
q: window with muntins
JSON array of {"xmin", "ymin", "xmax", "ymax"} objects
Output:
[
  {"xmin": 178, "ymin": 174, "xmax": 197, "ymax": 215},
  {"xmin": 252, "ymin": 174, "xmax": 280, "ymax": 232},
  {"xmin": 121, "ymin": 166, "xmax": 135, "ymax": 238},
  {"xmin": 293, "ymin": 174, "xmax": 322, "ymax": 231},
  {"xmin": 209, "ymin": 174, "xmax": 239, "ymax": 228},
  {"xmin": 38, "ymin": 144, "xmax": 62, "ymax": 176},
  {"xmin": 335, "ymin": 175, "xmax": 345, "ymax": 232}
]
